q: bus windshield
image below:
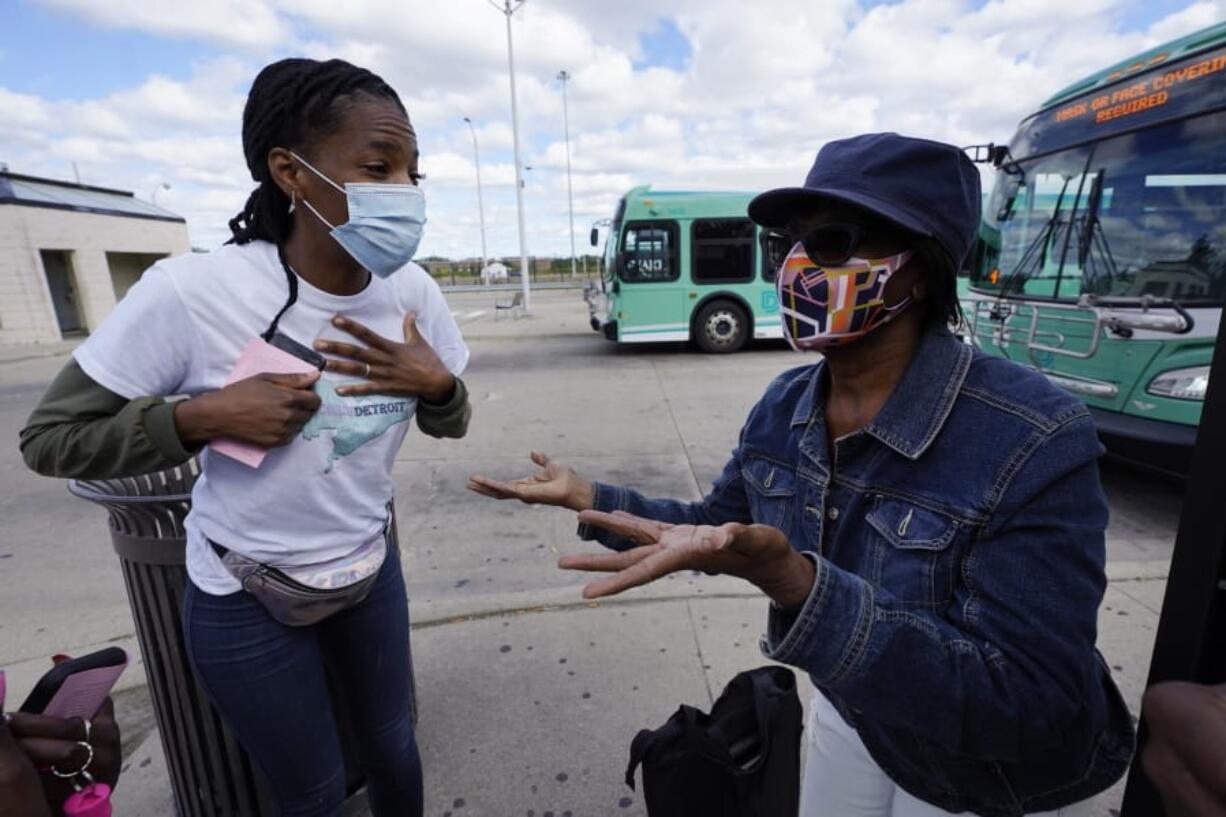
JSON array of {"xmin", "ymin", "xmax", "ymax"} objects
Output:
[
  {"xmin": 973, "ymin": 108, "xmax": 1226, "ymax": 304},
  {"xmin": 602, "ymin": 197, "xmax": 626, "ymax": 283}
]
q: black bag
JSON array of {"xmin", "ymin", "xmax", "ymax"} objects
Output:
[{"xmin": 626, "ymin": 666, "xmax": 803, "ymax": 817}]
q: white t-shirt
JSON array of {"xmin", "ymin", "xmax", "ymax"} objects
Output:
[{"xmin": 74, "ymin": 240, "xmax": 469, "ymax": 595}]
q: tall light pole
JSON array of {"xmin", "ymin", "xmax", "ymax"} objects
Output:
[
  {"xmin": 489, "ymin": 0, "xmax": 531, "ymax": 310},
  {"xmin": 151, "ymin": 182, "xmax": 170, "ymax": 205},
  {"xmin": 462, "ymin": 117, "xmax": 488, "ymax": 281},
  {"xmin": 557, "ymin": 70, "xmax": 577, "ymax": 279}
]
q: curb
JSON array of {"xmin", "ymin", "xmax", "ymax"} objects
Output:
[
  {"xmin": 459, "ymin": 331, "xmax": 596, "ymax": 342},
  {"xmin": 1105, "ymin": 560, "xmax": 1169, "ymax": 582},
  {"xmin": 2, "ymin": 563, "xmax": 1168, "ymax": 691},
  {"xmin": 2, "ymin": 634, "xmax": 146, "ymax": 702},
  {"xmin": 0, "ymin": 346, "xmax": 79, "ymax": 366},
  {"xmin": 407, "ymin": 570, "xmax": 756, "ymax": 627}
]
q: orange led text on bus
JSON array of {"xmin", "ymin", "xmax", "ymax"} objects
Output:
[{"xmin": 1052, "ymin": 50, "xmax": 1226, "ymax": 127}]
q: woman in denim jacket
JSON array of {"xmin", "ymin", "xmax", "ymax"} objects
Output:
[{"xmin": 470, "ymin": 133, "xmax": 1135, "ymax": 816}]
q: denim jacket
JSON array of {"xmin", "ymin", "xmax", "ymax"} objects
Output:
[{"xmin": 582, "ymin": 329, "xmax": 1135, "ymax": 816}]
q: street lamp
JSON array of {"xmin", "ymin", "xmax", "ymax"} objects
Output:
[
  {"xmin": 557, "ymin": 70, "xmax": 577, "ymax": 279},
  {"xmin": 488, "ymin": 0, "xmax": 531, "ymax": 310},
  {"xmin": 151, "ymin": 182, "xmax": 170, "ymax": 206},
  {"xmin": 462, "ymin": 117, "xmax": 489, "ymax": 281}
]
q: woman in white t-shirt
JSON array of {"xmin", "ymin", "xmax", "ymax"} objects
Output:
[{"xmin": 20, "ymin": 58, "xmax": 471, "ymax": 817}]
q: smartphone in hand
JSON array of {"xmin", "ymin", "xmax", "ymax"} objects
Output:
[{"xmin": 19, "ymin": 648, "xmax": 128, "ymax": 720}]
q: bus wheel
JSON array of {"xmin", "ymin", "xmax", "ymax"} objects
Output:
[{"xmin": 694, "ymin": 300, "xmax": 749, "ymax": 353}]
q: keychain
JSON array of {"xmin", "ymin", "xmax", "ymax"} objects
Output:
[{"xmin": 63, "ymin": 769, "xmax": 112, "ymax": 817}]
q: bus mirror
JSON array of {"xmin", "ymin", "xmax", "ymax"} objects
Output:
[
  {"xmin": 965, "ymin": 143, "xmax": 1011, "ymax": 167},
  {"xmin": 590, "ymin": 227, "xmax": 599, "ymax": 247}
]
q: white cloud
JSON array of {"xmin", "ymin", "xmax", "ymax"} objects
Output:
[
  {"xmin": 1143, "ymin": 0, "xmax": 1226, "ymax": 43},
  {"xmin": 5, "ymin": 0, "xmax": 1223, "ymax": 256},
  {"xmin": 36, "ymin": 0, "xmax": 289, "ymax": 49},
  {"xmin": 0, "ymin": 88, "xmax": 53, "ymax": 134}
]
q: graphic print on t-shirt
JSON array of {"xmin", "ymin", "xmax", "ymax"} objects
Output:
[{"xmin": 301, "ymin": 376, "xmax": 412, "ymax": 472}]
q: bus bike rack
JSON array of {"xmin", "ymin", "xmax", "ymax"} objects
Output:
[{"xmin": 963, "ymin": 295, "xmax": 1195, "ymax": 399}]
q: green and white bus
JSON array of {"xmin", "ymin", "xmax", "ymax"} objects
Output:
[
  {"xmin": 587, "ymin": 186, "xmax": 782, "ymax": 352},
  {"xmin": 966, "ymin": 21, "xmax": 1226, "ymax": 478}
]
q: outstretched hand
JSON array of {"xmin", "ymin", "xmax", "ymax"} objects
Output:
[
  {"xmin": 561, "ymin": 510, "xmax": 815, "ymax": 608},
  {"xmin": 468, "ymin": 452, "xmax": 594, "ymax": 512}
]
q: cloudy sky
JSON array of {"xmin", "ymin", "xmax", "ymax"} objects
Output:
[{"xmin": 2, "ymin": 0, "xmax": 1223, "ymax": 259}]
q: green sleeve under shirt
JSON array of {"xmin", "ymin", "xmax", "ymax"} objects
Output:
[
  {"xmin": 19, "ymin": 359, "xmax": 194, "ymax": 479},
  {"xmin": 20, "ymin": 360, "xmax": 472, "ymax": 479},
  {"xmin": 415, "ymin": 376, "xmax": 473, "ymax": 440}
]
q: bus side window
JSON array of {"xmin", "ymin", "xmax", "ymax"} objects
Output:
[
  {"xmin": 692, "ymin": 218, "xmax": 755, "ymax": 284},
  {"xmin": 761, "ymin": 228, "xmax": 780, "ymax": 282},
  {"xmin": 622, "ymin": 221, "xmax": 679, "ymax": 283}
]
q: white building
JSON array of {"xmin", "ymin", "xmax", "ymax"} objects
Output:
[
  {"xmin": 481, "ymin": 261, "xmax": 508, "ymax": 284},
  {"xmin": 0, "ymin": 170, "xmax": 190, "ymax": 346}
]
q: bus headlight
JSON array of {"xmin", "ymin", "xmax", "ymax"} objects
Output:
[{"xmin": 1147, "ymin": 366, "xmax": 1211, "ymax": 401}]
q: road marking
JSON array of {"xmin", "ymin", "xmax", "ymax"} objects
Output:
[{"xmin": 450, "ymin": 310, "xmax": 487, "ymax": 324}]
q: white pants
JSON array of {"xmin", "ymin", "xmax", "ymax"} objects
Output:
[{"xmin": 800, "ymin": 692, "xmax": 1096, "ymax": 817}]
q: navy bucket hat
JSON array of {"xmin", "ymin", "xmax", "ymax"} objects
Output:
[{"xmin": 748, "ymin": 132, "xmax": 982, "ymax": 272}]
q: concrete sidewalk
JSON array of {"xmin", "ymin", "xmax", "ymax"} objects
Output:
[{"xmin": 111, "ymin": 571, "xmax": 1165, "ymax": 817}]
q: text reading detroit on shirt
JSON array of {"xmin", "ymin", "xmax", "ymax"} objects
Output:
[{"xmin": 301, "ymin": 377, "xmax": 413, "ymax": 471}]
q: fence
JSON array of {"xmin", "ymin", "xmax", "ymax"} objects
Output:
[{"xmin": 417, "ymin": 257, "xmax": 603, "ymax": 288}]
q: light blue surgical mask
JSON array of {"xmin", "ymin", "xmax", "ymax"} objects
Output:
[{"xmin": 291, "ymin": 151, "xmax": 426, "ymax": 278}]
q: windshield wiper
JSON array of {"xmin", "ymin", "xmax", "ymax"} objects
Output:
[
  {"xmin": 1074, "ymin": 171, "xmax": 1119, "ymax": 295},
  {"xmin": 1001, "ymin": 176, "xmax": 1072, "ymax": 293}
]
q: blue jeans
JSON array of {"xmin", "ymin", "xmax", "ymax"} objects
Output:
[{"xmin": 183, "ymin": 543, "xmax": 422, "ymax": 817}]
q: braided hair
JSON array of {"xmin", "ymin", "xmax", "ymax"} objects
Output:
[{"xmin": 227, "ymin": 58, "xmax": 407, "ymax": 245}]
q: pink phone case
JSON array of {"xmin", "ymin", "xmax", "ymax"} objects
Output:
[{"xmin": 42, "ymin": 660, "xmax": 128, "ymax": 720}]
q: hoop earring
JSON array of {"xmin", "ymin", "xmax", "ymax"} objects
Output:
[{"xmin": 288, "ymin": 191, "xmax": 296, "ymax": 214}]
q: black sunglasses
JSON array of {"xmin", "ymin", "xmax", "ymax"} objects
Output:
[{"xmin": 759, "ymin": 223, "xmax": 878, "ymax": 270}]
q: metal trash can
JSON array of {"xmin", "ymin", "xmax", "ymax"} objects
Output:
[{"xmin": 69, "ymin": 460, "xmax": 417, "ymax": 816}]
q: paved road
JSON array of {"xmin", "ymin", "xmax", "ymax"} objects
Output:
[{"xmin": 0, "ymin": 290, "xmax": 1184, "ymax": 815}]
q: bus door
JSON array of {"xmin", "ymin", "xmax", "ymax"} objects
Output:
[{"xmin": 616, "ymin": 220, "xmax": 687, "ymax": 342}]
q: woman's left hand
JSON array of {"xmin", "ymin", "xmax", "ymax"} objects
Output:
[
  {"xmin": 314, "ymin": 313, "xmax": 454, "ymax": 402},
  {"xmin": 563, "ymin": 510, "xmax": 816, "ymax": 609}
]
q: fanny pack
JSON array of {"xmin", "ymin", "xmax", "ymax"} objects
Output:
[{"xmin": 211, "ymin": 522, "xmax": 389, "ymax": 627}]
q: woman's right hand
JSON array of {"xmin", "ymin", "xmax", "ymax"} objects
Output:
[
  {"xmin": 468, "ymin": 451, "xmax": 594, "ymax": 511},
  {"xmin": 174, "ymin": 371, "xmax": 322, "ymax": 448}
]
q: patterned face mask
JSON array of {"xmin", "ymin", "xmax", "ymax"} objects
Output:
[{"xmin": 776, "ymin": 242, "xmax": 914, "ymax": 351}]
